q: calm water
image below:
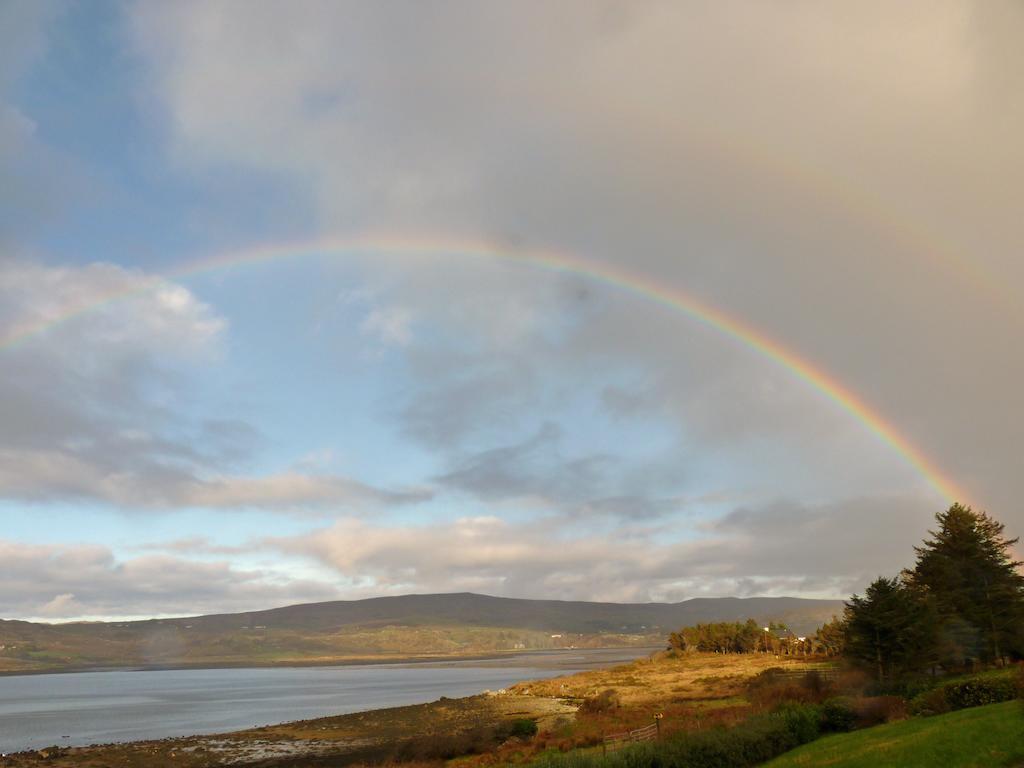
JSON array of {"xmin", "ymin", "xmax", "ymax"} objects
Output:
[{"xmin": 0, "ymin": 648, "xmax": 649, "ymax": 753}]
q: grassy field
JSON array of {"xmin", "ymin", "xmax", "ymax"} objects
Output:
[{"xmin": 764, "ymin": 700, "xmax": 1024, "ymax": 768}]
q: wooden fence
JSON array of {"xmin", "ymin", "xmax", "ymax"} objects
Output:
[
  {"xmin": 771, "ymin": 667, "xmax": 840, "ymax": 681},
  {"xmin": 603, "ymin": 722, "xmax": 659, "ymax": 753}
]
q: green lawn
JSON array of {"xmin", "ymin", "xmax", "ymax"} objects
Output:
[{"xmin": 765, "ymin": 700, "xmax": 1024, "ymax": 768}]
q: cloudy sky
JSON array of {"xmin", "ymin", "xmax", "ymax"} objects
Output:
[{"xmin": 2, "ymin": 1, "xmax": 1022, "ymax": 621}]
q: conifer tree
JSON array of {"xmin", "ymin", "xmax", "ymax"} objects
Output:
[
  {"xmin": 814, "ymin": 616, "xmax": 846, "ymax": 656},
  {"xmin": 844, "ymin": 576, "xmax": 936, "ymax": 679},
  {"xmin": 905, "ymin": 504, "xmax": 1024, "ymax": 665}
]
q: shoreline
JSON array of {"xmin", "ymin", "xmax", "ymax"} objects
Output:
[
  {"xmin": 0, "ymin": 644, "xmax": 663, "ymax": 678},
  {"xmin": 0, "ymin": 649, "xmax": 823, "ymax": 767},
  {"xmin": 0, "ymin": 692, "xmax": 577, "ymax": 766},
  {"xmin": 0, "ymin": 647, "xmax": 664, "ymax": 763}
]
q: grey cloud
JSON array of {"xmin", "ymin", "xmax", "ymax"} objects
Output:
[
  {"xmin": 136, "ymin": 537, "xmax": 246, "ymax": 556},
  {"xmin": 197, "ymin": 419, "xmax": 265, "ymax": 465},
  {"xmin": 178, "ymin": 472, "xmax": 432, "ymax": 511},
  {"xmin": 435, "ymin": 422, "xmax": 690, "ymax": 520},
  {"xmin": 268, "ymin": 492, "xmax": 946, "ymax": 603},
  {"xmin": 577, "ymin": 496, "xmax": 689, "ymax": 521},
  {"xmin": 0, "ymin": 448, "xmax": 431, "ymax": 512},
  {"xmin": 436, "ymin": 423, "xmax": 609, "ymax": 501},
  {"xmin": 0, "ymin": 539, "xmax": 341, "ymax": 620},
  {"xmin": 398, "ymin": 359, "xmax": 544, "ymax": 450}
]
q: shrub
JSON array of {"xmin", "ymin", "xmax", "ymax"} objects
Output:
[
  {"xmin": 909, "ymin": 673, "xmax": 1018, "ymax": 716},
  {"xmin": 819, "ymin": 697, "xmax": 857, "ymax": 732},
  {"xmin": 909, "ymin": 686, "xmax": 950, "ymax": 716},
  {"xmin": 802, "ymin": 671, "xmax": 830, "ymax": 698},
  {"xmin": 776, "ymin": 703, "xmax": 821, "ymax": 744},
  {"xmin": 529, "ymin": 705, "xmax": 822, "ymax": 768},
  {"xmin": 391, "ymin": 729, "xmax": 494, "ymax": 760},
  {"xmin": 853, "ymin": 695, "xmax": 906, "ymax": 726},
  {"xmin": 944, "ymin": 675, "xmax": 1017, "ymax": 709},
  {"xmin": 832, "ymin": 667, "xmax": 872, "ymax": 696},
  {"xmin": 578, "ymin": 688, "xmax": 621, "ymax": 714},
  {"xmin": 747, "ymin": 669, "xmax": 836, "ymax": 709},
  {"xmin": 507, "ymin": 718, "xmax": 539, "ymax": 738}
]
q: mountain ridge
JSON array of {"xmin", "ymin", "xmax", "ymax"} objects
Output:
[
  {"xmin": 0, "ymin": 592, "xmax": 845, "ymax": 673},
  {"xmin": 20, "ymin": 592, "xmax": 844, "ymax": 633}
]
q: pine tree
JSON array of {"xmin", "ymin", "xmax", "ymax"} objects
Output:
[
  {"xmin": 905, "ymin": 504, "xmax": 1024, "ymax": 665},
  {"xmin": 814, "ymin": 616, "xmax": 846, "ymax": 656},
  {"xmin": 843, "ymin": 577, "xmax": 936, "ymax": 680}
]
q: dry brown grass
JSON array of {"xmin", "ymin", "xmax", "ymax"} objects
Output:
[
  {"xmin": 448, "ymin": 651, "xmax": 834, "ymax": 765},
  {"xmin": 511, "ymin": 650, "xmax": 823, "ymax": 706}
]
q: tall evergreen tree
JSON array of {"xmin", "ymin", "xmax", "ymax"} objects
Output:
[
  {"xmin": 844, "ymin": 576, "xmax": 937, "ymax": 680},
  {"xmin": 905, "ymin": 504, "xmax": 1024, "ymax": 665}
]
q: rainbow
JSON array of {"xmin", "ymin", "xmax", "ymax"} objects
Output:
[{"xmin": 1, "ymin": 234, "xmax": 967, "ymax": 503}]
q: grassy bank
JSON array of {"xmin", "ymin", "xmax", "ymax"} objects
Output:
[{"xmin": 764, "ymin": 700, "xmax": 1024, "ymax": 768}]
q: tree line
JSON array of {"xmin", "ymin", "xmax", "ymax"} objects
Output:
[{"xmin": 669, "ymin": 620, "xmax": 814, "ymax": 654}]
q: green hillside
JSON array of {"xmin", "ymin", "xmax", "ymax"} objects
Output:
[{"xmin": 765, "ymin": 700, "xmax": 1024, "ymax": 768}]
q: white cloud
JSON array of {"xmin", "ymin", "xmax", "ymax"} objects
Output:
[
  {"xmin": 38, "ymin": 592, "xmax": 83, "ymax": 617},
  {"xmin": 0, "ymin": 448, "xmax": 430, "ymax": 512},
  {"xmin": 360, "ymin": 305, "xmax": 413, "ymax": 346},
  {"xmin": 0, "ymin": 539, "xmax": 340, "ymax": 620},
  {"xmin": 0, "ymin": 260, "xmax": 224, "ymax": 358},
  {"xmin": 180, "ymin": 471, "xmax": 431, "ymax": 511},
  {"xmin": 268, "ymin": 492, "xmax": 941, "ymax": 603},
  {"xmin": 0, "ymin": 260, "xmax": 426, "ymax": 513}
]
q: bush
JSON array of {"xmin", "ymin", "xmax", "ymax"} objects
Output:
[
  {"xmin": 776, "ymin": 703, "xmax": 821, "ymax": 743},
  {"xmin": 819, "ymin": 697, "xmax": 857, "ymax": 732},
  {"xmin": 832, "ymin": 667, "xmax": 872, "ymax": 696},
  {"xmin": 578, "ymin": 688, "xmax": 621, "ymax": 714},
  {"xmin": 747, "ymin": 669, "xmax": 835, "ymax": 708},
  {"xmin": 391, "ymin": 729, "xmax": 495, "ymax": 760},
  {"xmin": 507, "ymin": 718, "xmax": 539, "ymax": 738},
  {"xmin": 390, "ymin": 717, "xmax": 541, "ymax": 760},
  {"xmin": 909, "ymin": 673, "xmax": 1018, "ymax": 716},
  {"xmin": 853, "ymin": 695, "xmax": 906, "ymax": 726},
  {"xmin": 944, "ymin": 675, "xmax": 1017, "ymax": 709},
  {"xmin": 909, "ymin": 686, "xmax": 950, "ymax": 716},
  {"xmin": 529, "ymin": 704, "xmax": 822, "ymax": 768}
]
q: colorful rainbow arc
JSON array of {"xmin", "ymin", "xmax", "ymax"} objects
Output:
[{"xmin": 1, "ymin": 234, "xmax": 967, "ymax": 504}]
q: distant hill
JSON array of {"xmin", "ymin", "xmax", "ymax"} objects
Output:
[
  {"xmin": 0, "ymin": 592, "xmax": 844, "ymax": 674},
  {"xmin": 172, "ymin": 592, "xmax": 843, "ymax": 635}
]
